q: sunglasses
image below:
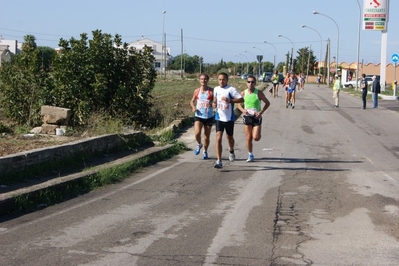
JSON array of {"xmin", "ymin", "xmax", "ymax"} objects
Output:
[{"xmin": 247, "ymin": 81, "xmax": 255, "ymax": 84}]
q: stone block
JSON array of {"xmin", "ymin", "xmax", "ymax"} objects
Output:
[
  {"xmin": 41, "ymin": 124, "xmax": 58, "ymax": 135},
  {"xmin": 41, "ymin": 105, "xmax": 71, "ymax": 125},
  {"xmin": 30, "ymin": 127, "xmax": 42, "ymax": 134}
]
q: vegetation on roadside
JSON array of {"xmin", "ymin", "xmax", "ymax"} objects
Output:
[{"xmin": 0, "ymin": 32, "xmax": 157, "ymax": 130}]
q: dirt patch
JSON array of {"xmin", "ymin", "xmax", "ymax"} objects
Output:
[{"xmin": 0, "ymin": 134, "xmax": 84, "ymax": 157}]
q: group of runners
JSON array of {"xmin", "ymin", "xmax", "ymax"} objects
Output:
[
  {"xmin": 190, "ymin": 72, "xmax": 270, "ymax": 169},
  {"xmin": 282, "ymin": 71, "xmax": 305, "ymax": 109},
  {"xmin": 190, "ymin": 71, "xmax": 308, "ymax": 168}
]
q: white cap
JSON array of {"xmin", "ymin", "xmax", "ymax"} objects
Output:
[
  {"xmin": 372, "ymin": 75, "xmax": 376, "ymax": 79},
  {"xmin": 335, "ymin": 74, "xmax": 338, "ymax": 77}
]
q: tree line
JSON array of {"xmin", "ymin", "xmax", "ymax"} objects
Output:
[{"xmin": 167, "ymin": 48, "xmax": 317, "ymax": 76}]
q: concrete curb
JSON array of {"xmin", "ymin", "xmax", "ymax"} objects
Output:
[{"xmin": 0, "ymin": 144, "xmax": 176, "ymax": 216}]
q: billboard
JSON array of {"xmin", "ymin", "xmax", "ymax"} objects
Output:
[{"xmin": 363, "ymin": 0, "xmax": 388, "ymax": 31}]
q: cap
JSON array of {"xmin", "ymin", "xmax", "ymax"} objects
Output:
[
  {"xmin": 372, "ymin": 75, "xmax": 376, "ymax": 79},
  {"xmin": 335, "ymin": 74, "xmax": 338, "ymax": 77}
]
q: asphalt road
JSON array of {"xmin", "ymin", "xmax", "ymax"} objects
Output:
[{"xmin": 1, "ymin": 83, "xmax": 399, "ymax": 265}]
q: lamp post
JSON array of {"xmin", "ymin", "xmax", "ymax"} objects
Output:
[
  {"xmin": 278, "ymin": 34, "xmax": 294, "ymax": 71},
  {"xmin": 313, "ymin": 11, "xmax": 339, "ymax": 80},
  {"xmin": 264, "ymin": 41, "xmax": 277, "ymax": 69},
  {"xmin": 162, "ymin": 10, "xmax": 166, "ymax": 78},
  {"xmin": 252, "ymin": 46, "xmax": 264, "ymax": 76},
  {"xmin": 239, "ymin": 53, "xmax": 249, "ymax": 74},
  {"xmin": 245, "ymin": 50, "xmax": 256, "ymax": 75},
  {"xmin": 355, "ymin": 0, "xmax": 361, "ymax": 90},
  {"xmin": 235, "ymin": 54, "xmax": 244, "ymax": 75},
  {"xmin": 301, "ymin": 25, "xmax": 323, "ymax": 75},
  {"xmin": 183, "ymin": 49, "xmax": 186, "ymax": 74}
]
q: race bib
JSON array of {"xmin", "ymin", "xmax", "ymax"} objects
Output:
[
  {"xmin": 218, "ymin": 102, "xmax": 230, "ymax": 111},
  {"xmin": 197, "ymin": 99, "xmax": 209, "ymax": 109},
  {"xmin": 246, "ymin": 108, "xmax": 257, "ymax": 116}
]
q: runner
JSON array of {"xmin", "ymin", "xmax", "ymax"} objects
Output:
[
  {"xmin": 271, "ymin": 70, "xmax": 280, "ymax": 98},
  {"xmin": 237, "ymin": 75, "xmax": 270, "ymax": 162},
  {"xmin": 288, "ymin": 72, "xmax": 297, "ymax": 109},
  {"xmin": 190, "ymin": 73, "xmax": 214, "ymax": 159},
  {"xmin": 212, "ymin": 72, "xmax": 244, "ymax": 169}
]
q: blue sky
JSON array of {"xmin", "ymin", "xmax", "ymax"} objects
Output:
[{"xmin": 1, "ymin": 0, "xmax": 398, "ymax": 65}]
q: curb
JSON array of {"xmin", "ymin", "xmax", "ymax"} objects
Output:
[{"xmin": 0, "ymin": 144, "xmax": 175, "ymax": 216}]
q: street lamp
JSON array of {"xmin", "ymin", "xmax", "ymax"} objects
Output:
[
  {"xmin": 183, "ymin": 49, "xmax": 186, "ymax": 73},
  {"xmin": 235, "ymin": 54, "xmax": 244, "ymax": 76},
  {"xmin": 313, "ymin": 11, "xmax": 339, "ymax": 81},
  {"xmin": 252, "ymin": 46, "xmax": 264, "ymax": 76},
  {"xmin": 264, "ymin": 41, "xmax": 277, "ymax": 68},
  {"xmin": 301, "ymin": 24, "xmax": 323, "ymax": 75},
  {"xmin": 278, "ymin": 34, "xmax": 294, "ymax": 71},
  {"xmin": 355, "ymin": 0, "xmax": 361, "ymax": 89},
  {"xmin": 239, "ymin": 53, "xmax": 249, "ymax": 74},
  {"xmin": 245, "ymin": 50, "xmax": 256, "ymax": 75},
  {"xmin": 162, "ymin": 10, "xmax": 166, "ymax": 78}
]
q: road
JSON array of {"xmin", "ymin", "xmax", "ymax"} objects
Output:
[{"xmin": 1, "ymin": 83, "xmax": 399, "ymax": 265}]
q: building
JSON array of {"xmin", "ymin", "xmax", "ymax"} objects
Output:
[
  {"xmin": 313, "ymin": 59, "xmax": 398, "ymax": 84},
  {"xmin": 0, "ymin": 37, "xmax": 20, "ymax": 66},
  {"xmin": 127, "ymin": 38, "xmax": 171, "ymax": 73}
]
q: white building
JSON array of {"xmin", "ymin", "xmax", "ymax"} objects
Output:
[
  {"xmin": 0, "ymin": 37, "xmax": 19, "ymax": 66},
  {"xmin": 127, "ymin": 38, "xmax": 171, "ymax": 72}
]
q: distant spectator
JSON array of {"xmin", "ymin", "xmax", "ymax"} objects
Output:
[
  {"xmin": 360, "ymin": 73, "xmax": 368, "ymax": 109},
  {"xmin": 371, "ymin": 75, "xmax": 381, "ymax": 108},
  {"xmin": 317, "ymin": 74, "xmax": 321, "ymax": 87}
]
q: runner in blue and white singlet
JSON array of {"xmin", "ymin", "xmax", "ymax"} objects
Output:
[
  {"xmin": 212, "ymin": 72, "xmax": 243, "ymax": 169},
  {"xmin": 190, "ymin": 74, "xmax": 214, "ymax": 159}
]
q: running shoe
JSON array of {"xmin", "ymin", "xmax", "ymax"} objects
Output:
[
  {"xmin": 229, "ymin": 152, "xmax": 235, "ymax": 162},
  {"xmin": 214, "ymin": 160, "xmax": 223, "ymax": 168},
  {"xmin": 292, "ymin": 105, "xmax": 295, "ymax": 109},
  {"xmin": 194, "ymin": 143, "xmax": 203, "ymax": 155},
  {"xmin": 202, "ymin": 151, "xmax": 208, "ymax": 160},
  {"xmin": 247, "ymin": 154, "xmax": 254, "ymax": 162}
]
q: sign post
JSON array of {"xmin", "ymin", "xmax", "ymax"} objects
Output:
[
  {"xmin": 392, "ymin": 53, "xmax": 398, "ymax": 97},
  {"xmin": 256, "ymin": 55, "xmax": 263, "ymax": 78}
]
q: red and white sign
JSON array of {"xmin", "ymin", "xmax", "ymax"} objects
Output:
[{"xmin": 363, "ymin": 0, "xmax": 388, "ymax": 31}]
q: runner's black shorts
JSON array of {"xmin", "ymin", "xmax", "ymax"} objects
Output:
[
  {"xmin": 215, "ymin": 120, "xmax": 235, "ymax": 136},
  {"xmin": 194, "ymin": 116, "xmax": 214, "ymax": 127},
  {"xmin": 242, "ymin": 116, "xmax": 262, "ymax": 126}
]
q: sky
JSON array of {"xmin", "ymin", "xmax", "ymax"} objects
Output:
[{"xmin": 1, "ymin": 0, "xmax": 398, "ymax": 66}]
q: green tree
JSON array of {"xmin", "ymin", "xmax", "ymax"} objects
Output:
[
  {"xmin": 262, "ymin": 61, "xmax": 274, "ymax": 72},
  {"xmin": 0, "ymin": 35, "xmax": 54, "ymax": 126},
  {"xmin": 51, "ymin": 30, "xmax": 157, "ymax": 126},
  {"xmin": 276, "ymin": 62, "xmax": 285, "ymax": 73},
  {"xmin": 295, "ymin": 47, "xmax": 316, "ymax": 74}
]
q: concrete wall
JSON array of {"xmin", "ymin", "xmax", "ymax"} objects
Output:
[{"xmin": 0, "ymin": 132, "xmax": 148, "ymax": 180}]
